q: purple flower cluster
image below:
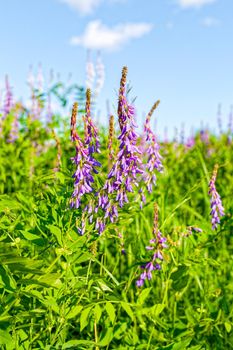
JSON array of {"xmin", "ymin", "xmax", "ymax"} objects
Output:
[
  {"xmin": 7, "ymin": 103, "xmax": 20, "ymax": 143},
  {"xmin": 142, "ymin": 101, "xmax": 163, "ymax": 197},
  {"xmin": 96, "ymin": 67, "xmax": 143, "ymax": 227},
  {"xmin": 107, "ymin": 115, "xmax": 115, "ymax": 162},
  {"xmin": 136, "ymin": 203, "xmax": 167, "ymax": 287},
  {"xmin": 200, "ymin": 129, "xmax": 209, "ymax": 144},
  {"xmin": 84, "ymin": 89, "xmax": 100, "ymax": 155},
  {"xmin": 208, "ymin": 164, "xmax": 225, "ymax": 230},
  {"xmin": 3, "ymin": 76, "xmax": 14, "ymax": 118},
  {"xmin": 70, "ymin": 102, "xmax": 101, "ymax": 214},
  {"xmin": 185, "ymin": 136, "xmax": 195, "ymax": 149},
  {"xmin": 182, "ymin": 226, "xmax": 202, "ymax": 237}
]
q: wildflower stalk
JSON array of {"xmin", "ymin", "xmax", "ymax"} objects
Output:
[
  {"xmin": 139, "ymin": 100, "xmax": 163, "ymax": 207},
  {"xmin": 84, "ymin": 88, "xmax": 100, "ymax": 155},
  {"xmin": 136, "ymin": 203, "xmax": 167, "ymax": 287},
  {"xmin": 96, "ymin": 67, "xmax": 143, "ymax": 231},
  {"xmin": 208, "ymin": 164, "xmax": 225, "ymax": 230},
  {"xmin": 52, "ymin": 129, "xmax": 62, "ymax": 172},
  {"xmin": 70, "ymin": 98, "xmax": 101, "ymax": 233},
  {"xmin": 107, "ymin": 115, "xmax": 115, "ymax": 169}
]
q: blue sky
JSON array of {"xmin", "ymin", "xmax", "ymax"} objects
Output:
[{"xmin": 0, "ymin": 0, "xmax": 232, "ymax": 136}]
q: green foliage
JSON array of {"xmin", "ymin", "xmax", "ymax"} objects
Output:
[{"xmin": 0, "ymin": 105, "xmax": 232, "ymax": 349}]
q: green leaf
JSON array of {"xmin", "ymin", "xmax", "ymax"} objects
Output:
[
  {"xmin": 105, "ymin": 302, "xmax": 116, "ymax": 324},
  {"xmin": 171, "ymin": 266, "xmax": 188, "ymax": 281},
  {"xmin": 225, "ymin": 321, "xmax": 232, "ymax": 333},
  {"xmin": 62, "ymin": 340, "xmax": 96, "ymax": 349},
  {"xmin": 20, "ymin": 231, "xmax": 45, "ymax": 246},
  {"xmin": 80, "ymin": 306, "xmax": 92, "ymax": 331},
  {"xmin": 121, "ymin": 302, "xmax": 134, "ymax": 321},
  {"xmin": 172, "ymin": 338, "xmax": 192, "ymax": 350},
  {"xmin": 66, "ymin": 305, "xmax": 83, "ymax": 320},
  {"xmin": 0, "ymin": 330, "xmax": 13, "ymax": 345},
  {"xmin": 137, "ymin": 287, "xmax": 152, "ymax": 305},
  {"xmin": 0, "ymin": 265, "xmax": 16, "ymax": 291},
  {"xmin": 75, "ymin": 252, "xmax": 92, "ymax": 264},
  {"xmin": 98, "ymin": 327, "xmax": 114, "ymax": 347},
  {"xmin": 152, "ymin": 303, "xmax": 165, "ymax": 317},
  {"xmin": 171, "ymin": 266, "xmax": 189, "ymax": 291},
  {"xmin": 47, "ymin": 225, "xmax": 62, "ymax": 245},
  {"xmin": 114, "ymin": 322, "xmax": 127, "ymax": 339},
  {"xmin": 94, "ymin": 304, "xmax": 102, "ymax": 324}
]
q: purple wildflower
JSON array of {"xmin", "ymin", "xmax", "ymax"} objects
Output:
[
  {"xmin": 37, "ymin": 64, "xmax": 44, "ymax": 93},
  {"xmin": 163, "ymin": 127, "xmax": 168, "ymax": 143},
  {"xmin": 227, "ymin": 105, "xmax": 233, "ymax": 144},
  {"xmin": 183, "ymin": 226, "xmax": 203, "ymax": 237},
  {"xmin": 217, "ymin": 104, "xmax": 222, "ymax": 135},
  {"xmin": 7, "ymin": 103, "xmax": 21, "ymax": 143},
  {"xmin": 136, "ymin": 203, "xmax": 167, "ymax": 287},
  {"xmin": 77, "ymin": 214, "xmax": 86, "ymax": 236},
  {"xmin": 107, "ymin": 115, "xmax": 115, "ymax": 163},
  {"xmin": 94, "ymin": 52, "xmax": 105, "ymax": 98},
  {"xmin": 47, "ymin": 94, "xmax": 53, "ymax": 124},
  {"xmin": 180, "ymin": 123, "xmax": 185, "ymax": 144},
  {"xmin": 27, "ymin": 66, "xmax": 39, "ymax": 121},
  {"xmin": 96, "ymin": 67, "xmax": 143, "ymax": 228},
  {"xmin": 86, "ymin": 50, "xmax": 95, "ymax": 90},
  {"xmin": 185, "ymin": 136, "xmax": 195, "ymax": 149},
  {"xmin": 190, "ymin": 226, "xmax": 202, "ymax": 233},
  {"xmin": 84, "ymin": 88, "xmax": 100, "ymax": 155},
  {"xmin": 228, "ymin": 105, "xmax": 233, "ymax": 133},
  {"xmin": 3, "ymin": 75, "xmax": 14, "ymax": 118},
  {"xmin": 200, "ymin": 129, "xmax": 209, "ymax": 144},
  {"xmin": 143, "ymin": 100, "xmax": 163, "ymax": 195},
  {"xmin": 208, "ymin": 164, "xmax": 225, "ymax": 230},
  {"xmin": 118, "ymin": 231, "xmax": 126, "ymax": 255},
  {"xmin": 70, "ymin": 102, "xmax": 101, "ymax": 209}
]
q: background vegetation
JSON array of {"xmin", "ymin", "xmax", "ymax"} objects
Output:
[{"xmin": 0, "ymin": 76, "xmax": 232, "ymax": 350}]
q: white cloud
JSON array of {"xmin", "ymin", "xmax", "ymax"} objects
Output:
[
  {"xmin": 60, "ymin": 0, "xmax": 126, "ymax": 15},
  {"xmin": 60, "ymin": 0, "xmax": 102, "ymax": 15},
  {"xmin": 178, "ymin": 0, "xmax": 216, "ymax": 8},
  {"xmin": 70, "ymin": 20, "xmax": 153, "ymax": 50},
  {"xmin": 202, "ymin": 16, "xmax": 220, "ymax": 27},
  {"xmin": 166, "ymin": 21, "xmax": 174, "ymax": 30}
]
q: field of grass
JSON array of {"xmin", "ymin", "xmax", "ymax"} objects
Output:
[{"xmin": 0, "ymin": 68, "xmax": 232, "ymax": 349}]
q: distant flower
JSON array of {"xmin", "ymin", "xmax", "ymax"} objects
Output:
[
  {"xmin": 52, "ymin": 129, "xmax": 62, "ymax": 172},
  {"xmin": 208, "ymin": 164, "xmax": 225, "ymax": 230},
  {"xmin": 27, "ymin": 66, "xmax": 39, "ymax": 121},
  {"xmin": 7, "ymin": 103, "xmax": 21, "ymax": 143},
  {"xmin": 180, "ymin": 123, "xmax": 185, "ymax": 144},
  {"xmin": 182, "ymin": 226, "xmax": 203, "ymax": 237},
  {"xmin": 3, "ymin": 75, "xmax": 14, "ymax": 118},
  {"xmin": 163, "ymin": 127, "xmax": 168, "ymax": 143},
  {"xmin": 136, "ymin": 203, "xmax": 167, "ymax": 287},
  {"xmin": 217, "ymin": 104, "xmax": 222, "ymax": 135},
  {"xmin": 86, "ymin": 51, "xmax": 95, "ymax": 90},
  {"xmin": 37, "ymin": 64, "xmax": 44, "ymax": 93},
  {"xmin": 47, "ymin": 94, "xmax": 53, "ymax": 124},
  {"xmin": 94, "ymin": 52, "xmax": 105, "ymax": 97},
  {"xmin": 118, "ymin": 232, "xmax": 126, "ymax": 255},
  {"xmin": 228, "ymin": 105, "xmax": 233, "ymax": 134},
  {"xmin": 200, "ymin": 129, "xmax": 209, "ymax": 144}
]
